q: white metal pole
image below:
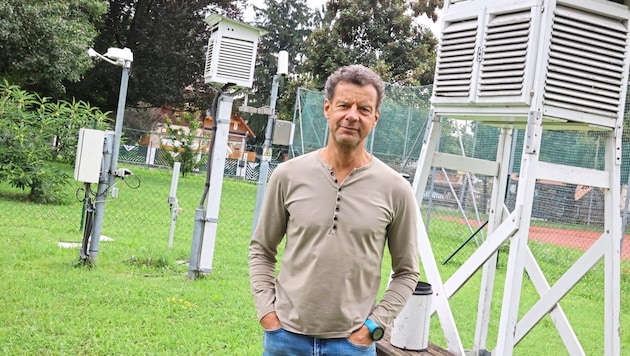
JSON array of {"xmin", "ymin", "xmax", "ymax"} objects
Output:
[
  {"xmin": 197, "ymin": 95, "xmax": 234, "ymax": 274},
  {"xmin": 168, "ymin": 162, "xmax": 181, "ymax": 249}
]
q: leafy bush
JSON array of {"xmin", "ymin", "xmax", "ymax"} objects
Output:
[
  {"xmin": 163, "ymin": 111, "xmax": 204, "ymax": 177},
  {"xmin": 0, "ymin": 80, "xmax": 109, "ymax": 203},
  {"xmin": 47, "ymin": 99, "xmax": 110, "ymax": 164}
]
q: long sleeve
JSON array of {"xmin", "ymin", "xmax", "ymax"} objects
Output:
[
  {"xmin": 248, "ymin": 167, "xmax": 288, "ymax": 321},
  {"xmin": 370, "ymin": 186, "xmax": 420, "ymax": 328}
]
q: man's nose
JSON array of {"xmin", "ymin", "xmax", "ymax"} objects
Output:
[{"xmin": 346, "ymin": 105, "xmax": 360, "ymax": 120}]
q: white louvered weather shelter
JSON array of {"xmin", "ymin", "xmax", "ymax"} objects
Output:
[{"xmin": 203, "ymin": 14, "xmax": 267, "ymax": 89}]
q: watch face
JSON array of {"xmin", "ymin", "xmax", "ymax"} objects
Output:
[{"xmin": 372, "ymin": 328, "xmax": 384, "ymax": 341}]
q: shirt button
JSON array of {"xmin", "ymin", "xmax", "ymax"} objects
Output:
[{"xmin": 332, "ymin": 225, "xmax": 337, "ymax": 230}]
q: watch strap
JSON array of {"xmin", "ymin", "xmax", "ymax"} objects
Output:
[{"xmin": 364, "ymin": 318, "xmax": 384, "ymax": 340}]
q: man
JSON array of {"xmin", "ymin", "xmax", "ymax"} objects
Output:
[{"xmin": 249, "ymin": 64, "xmax": 420, "ymax": 355}]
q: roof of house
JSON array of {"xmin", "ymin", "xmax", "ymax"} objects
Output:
[{"xmin": 203, "ymin": 115, "xmax": 256, "ymax": 138}]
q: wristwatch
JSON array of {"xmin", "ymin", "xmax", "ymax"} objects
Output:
[{"xmin": 364, "ymin": 318, "xmax": 384, "ymax": 341}]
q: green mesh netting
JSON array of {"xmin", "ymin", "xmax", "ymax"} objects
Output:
[
  {"xmin": 293, "ymin": 85, "xmax": 433, "ymax": 177},
  {"xmin": 293, "ymin": 85, "xmax": 630, "ymax": 179},
  {"xmin": 293, "ymin": 85, "xmax": 630, "ymax": 232}
]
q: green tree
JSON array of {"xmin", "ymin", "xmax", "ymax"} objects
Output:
[
  {"xmin": 0, "ymin": 81, "xmax": 109, "ymax": 203},
  {"xmin": 0, "ymin": 0, "xmax": 107, "ymax": 98},
  {"xmin": 305, "ymin": 0, "xmax": 440, "ymax": 88},
  {"xmin": 65, "ymin": 0, "xmax": 241, "ymax": 114},
  {"xmin": 122, "ymin": 103, "xmax": 164, "ymax": 145}
]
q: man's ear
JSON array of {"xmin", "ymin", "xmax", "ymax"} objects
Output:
[
  {"xmin": 373, "ymin": 109, "xmax": 380, "ymax": 126},
  {"xmin": 323, "ymin": 98, "xmax": 331, "ymax": 119}
]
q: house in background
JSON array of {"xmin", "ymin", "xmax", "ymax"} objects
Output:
[
  {"xmin": 136, "ymin": 105, "xmax": 257, "ymax": 165},
  {"xmin": 203, "ymin": 114, "xmax": 256, "ymax": 162}
]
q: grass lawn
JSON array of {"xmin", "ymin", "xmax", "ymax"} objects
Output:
[{"xmin": 0, "ymin": 164, "xmax": 628, "ymax": 355}]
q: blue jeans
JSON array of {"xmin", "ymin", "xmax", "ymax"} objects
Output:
[{"xmin": 262, "ymin": 328, "xmax": 376, "ymax": 356}]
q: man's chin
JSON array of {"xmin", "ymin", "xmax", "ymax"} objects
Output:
[{"xmin": 334, "ymin": 136, "xmax": 361, "ymax": 149}]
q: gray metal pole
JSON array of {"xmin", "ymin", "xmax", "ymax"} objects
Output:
[
  {"xmin": 188, "ymin": 207, "xmax": 205, "ymax": 279},
  {"xmin": 86, "ymin": 131, "xmax": 114, "ymax": 263},
  {"xmin": 251, "ymin": 74, "xmax": 280, "ymax": 235},
  {"xmin": 83, "ymin": 61, "xmax": 130, "ymax": 264},
  {"xmin": 109, "ymin": 65, "xmax": 130, "ymax": 185}
]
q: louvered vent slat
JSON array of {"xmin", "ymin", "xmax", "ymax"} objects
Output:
[
  {"xmin": 482, "ymin": 76, "xmax": 523, "ymax": 84},
  {"xmin": 483, "ymin": 48, "xmax": 527, "ymax": 60},
  {"xmin": 478, "ymin": 9, "xmax": 531, "ymax": 98},
  {"xmin": 441, "ymin": 34, "xmax": 477, "ymax": 46},
  {"xmin": 482, "ymin": 57, "xmax": 524, "ymax": 65},
  {"xmin": 552, "ymin": 26, "xmax": 625, "ymax": 59},
  {"xmin": 481, "ymin": 69, "xmax": 524, "ymax": 78},
  {"xmin": 551, "ymin": 37, "xmax": 619, "ymax": 62},
  {"xmin": 439, "ymin": 55, "xmax": 475, "ymax": 64},
  {"xmin": 548, "ymin": 51, "xmax": 623, "ymax": 77},
  {"xmin": 554, "ymin": 7, "xmax": 627, "ymax": 42},
  {"xmin": 548, "ymin": 58, "xmax": 622, "ymax": 85},
  {"xmin": 204, "ymin": 40, "xmax": 215, "ymax": 77},
  {"xmin": 438, "ymin": 66, "xmax": 473, "ymax": 74},
  {"xmin": 215, "ymin": 37, "xmax": 255, "ymax": 81},
  {"xmin": 486, "ymin": 20, "xmax": 530, "ymax": 36},
  {"xmin": 544, "ymin": 5, "xmax": 628, "ymax": 117},
  {"xmin": 434, "ymin": 19, "xmax": 477, "ymax": 98},
  {"xmin": 546, "ymin": 78, "xmax": 619, "ymax": 101},
  {"xmin": 482, "ymin": 29, "xmax": 530, "ymax": 46},
  {"xmin": 547, "ymin": 68, "xmax": 622, "ymax": 91},
  {"xmin": 440, "ymin": 48, "xmax": 476, "ymax": 59},
  {"xmin": 545, "ymin": 93, "xmax": 619, "ymax": 117}
]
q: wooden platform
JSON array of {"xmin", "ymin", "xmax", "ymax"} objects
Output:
[{"xmin": 376, "ymin": 329, "xmax": 454, "ymax": 356}]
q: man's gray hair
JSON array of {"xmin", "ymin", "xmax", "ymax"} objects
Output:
[{"xmin": 324, "ymin": 65, "xmax": 386, "ymax": 109}]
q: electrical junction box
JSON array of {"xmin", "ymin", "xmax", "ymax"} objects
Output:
[
  {"xmin": 272, "ymin": 120, "xmax": 295, "ymax": 146},
  {"xmin": 74, "ymin": 128, "xmax": 105, "ymax": 183}
]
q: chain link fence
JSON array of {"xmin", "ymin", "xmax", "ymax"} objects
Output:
[
  {"xmin": 4, "ymin": 84, "xmax": 629, "ymax": 264},
  {"xmin": 294, "ymin": 85, "xmax": 630, "ymax": 263},
  {"xmin": 99, "ymin": 128, "xmax": 280, "ymax": 257}
]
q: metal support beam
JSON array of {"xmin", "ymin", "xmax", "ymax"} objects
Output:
[{"xmin": 188, "ymin": 95, "xmax": 234, "ymax": 277}]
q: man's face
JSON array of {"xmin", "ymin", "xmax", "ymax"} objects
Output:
[{"xmin": 324, "ymin": 81, "xmax": 380, "ymax": 150}]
